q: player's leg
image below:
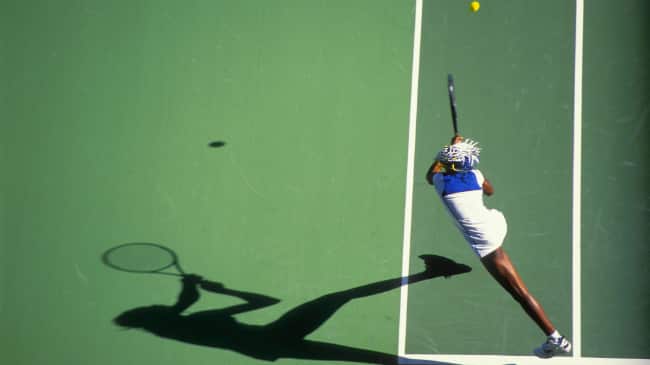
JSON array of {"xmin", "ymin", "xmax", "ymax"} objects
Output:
[
  {"xmin": 266, "ymin": 256, "xmax": 470, "ymax": 340},
  {"xmin": 481, "ymin": 247, "xmax": 571, "ymax": 357},
  {"xmin": 480, "ymin": 247, "xmax": 555, "ymax": 334}
]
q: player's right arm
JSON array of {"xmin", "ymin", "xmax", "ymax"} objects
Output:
[
  {"xmin": 427, "ymin": 135, "xmax": 462, "ymax": 184},
  {"xmin": 171, "ymin": 274, "xmax": 203, "ymax": 313}
]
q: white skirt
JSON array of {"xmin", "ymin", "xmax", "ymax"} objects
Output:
[{"xmin": 457, "ymin": 208, "xmax": 508, "ymax": 258}]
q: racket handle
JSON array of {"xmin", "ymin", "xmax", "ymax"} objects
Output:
[{"xmin": 181, "ymin": 274, "xmax": 203, "ymax": 283}]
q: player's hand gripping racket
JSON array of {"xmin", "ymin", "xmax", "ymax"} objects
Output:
[
  {"xmin": 102, "ymin": 242, "xmax": 187, "ymax": 277},
  {"xmin": 447, "ymin": 74, "xmax": 459, "ymax": 135}
]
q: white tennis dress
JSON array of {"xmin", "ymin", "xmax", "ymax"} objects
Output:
[{"xmin": 432, "ymin": 169, "xmax": 507, "ymax": 258}]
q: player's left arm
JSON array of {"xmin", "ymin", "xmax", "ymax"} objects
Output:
[
  {"xmin": 199, "ymin": 281, "xmax": 280, "ymax": 315},
  {"xmin": 482, "ymin": 178, "xmax": 494, "ymax": 196}
]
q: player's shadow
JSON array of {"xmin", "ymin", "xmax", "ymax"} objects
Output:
[{"xmin": 113, "ymin": 254, "xmax": 471, "ymax": 365}]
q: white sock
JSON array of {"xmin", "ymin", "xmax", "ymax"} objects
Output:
[{"xmin": 549, "ymin": 330, "xmax": 562, "ymax": 341}]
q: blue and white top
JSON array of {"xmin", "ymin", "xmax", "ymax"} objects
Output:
[
  {"xmin": 432, "ymin": 169, "xmax": 507, "ymax": 258},
  {"xmin": 433, "ymin": 170, "xmax": 483, "ymax": 196}
]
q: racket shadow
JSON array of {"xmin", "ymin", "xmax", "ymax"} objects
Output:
[{"xmin": 111, "ymin": 251, "xmax": 471, "ymax": 365}]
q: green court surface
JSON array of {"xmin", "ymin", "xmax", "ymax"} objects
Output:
[{"xmin": 1, "ymin": 1, "xmax": 648, "ymax": 365}]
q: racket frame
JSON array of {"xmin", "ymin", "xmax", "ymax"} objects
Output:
[
  {"xmin": 447, "ymin": 73, "xmax": 459, "ymax": 135},
  {"xmin": 102, "ymin": 242, "xmax": 186, "ymax": 276}
]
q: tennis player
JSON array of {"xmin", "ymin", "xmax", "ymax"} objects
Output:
[{"xmin": 425, "ymin": 135, "xmax": 572, "ymax": 358}]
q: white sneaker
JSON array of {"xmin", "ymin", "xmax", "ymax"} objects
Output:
[{"xmin": 534, "ymin": 336, "xmax": 572, "ymax": 358}]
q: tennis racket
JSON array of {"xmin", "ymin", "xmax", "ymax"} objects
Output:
[
  {"xmin": 447, "ymin": 73, "xmax": 459, "ymax": 135},
  {"xmin": 102, "ymin": 242, "xmax": 186, "ymax": 277}
]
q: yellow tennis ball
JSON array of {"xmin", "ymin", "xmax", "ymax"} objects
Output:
[{"xmin": 470, "ymin": 1, "xmax": 480, "ymax": 12}]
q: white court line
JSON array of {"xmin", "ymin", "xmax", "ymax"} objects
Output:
[
  {"xmin": 397, "ymin": 0, "xmax": 423, "ymax": 356},
  {"xmin": 571, "ymin": 0, "xmax": 584, "ymax": 358},
  {"xmin": 402, "ymin": 354, "xmax": 650, "ymax": 365},
  {"xmin": 398, "ymin": 0, "xmax": 646, "ymax": 364}
]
